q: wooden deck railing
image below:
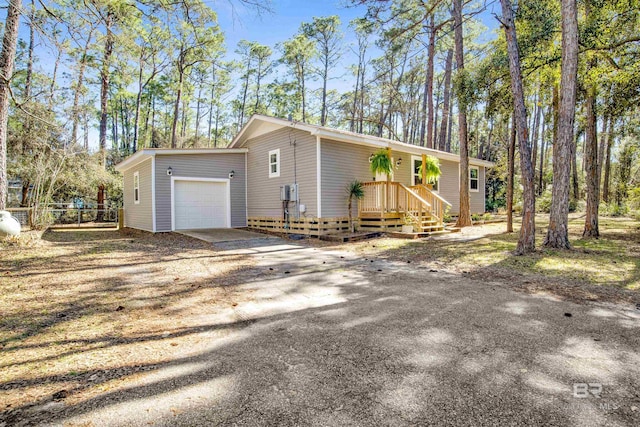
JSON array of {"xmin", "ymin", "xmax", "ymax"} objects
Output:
[
  {"xmin": 359, "ymin": 181, "xmax": 452, "ymax": 227},
  {"xmin": 359, "ymin": 181, "xmax": 433, "ymax": 218},
  {"xmin": 409, "ymin": 184, "xmax": 452, "ymax": 223}
]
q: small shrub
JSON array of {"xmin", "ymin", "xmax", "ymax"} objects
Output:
[
  {"xmin": 483, "ymin": 213, "xmax": 492, "ymax": 221},
  {"xmin": 537, "ymin": 189, "xmax": 552, "ymax": 213},
  {"xmin": 601, "ymin": 202, "xmax": 629, "ymax": 217},
  {"xmin": 536, "ymin": 188, "xmax": 579, "ymax": 213},
  {"xmin": 442, "ymin": 206, "xmax": 452, "ymax": 223},
  {"xmin": 471, "ymin": 213, "xmax": 481, "ymax": 222}
]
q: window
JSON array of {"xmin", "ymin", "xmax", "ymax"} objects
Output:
[
  {"xmin": 133, "ymin": 171, "xmax": 140, "ymax": 204},
  {"xmin": 269, "ymin": 149, "xmax": 280, "ymax": 178},
  {"xmin": 412, "ymin": 157, "xmax": 422, "ymax": 185},
  {"xmin": 412, "ymin": 156, "xmax": 439, "ymax": 191},
  {"xmin": 469, "ymin": 166, "xmax": 479, "ymax": 192}
]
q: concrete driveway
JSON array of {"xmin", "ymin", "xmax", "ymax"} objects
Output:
[
  {"xmin": 176, "ymin": 227, "xmax": 277, "ymax": 243},
  {"xmin": 53, "ymin": 238, "xmax": 640, "ymax": 426}
]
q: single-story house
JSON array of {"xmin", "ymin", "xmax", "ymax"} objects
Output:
[{"xmin": 115, "ymin": 115, "xmax": 493, "ymax": 235}]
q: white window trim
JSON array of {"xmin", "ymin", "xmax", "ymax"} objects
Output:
[
  {"xmin": 411, "ymin": 155, "xmax": 421, "ymax": 186},
  {"xmin": 469, "ymin": 166, "xmax": 480, "ymax": 193},
  {"xmin": 269, "ymin": 149, "xmax": 280, "ymax": 178},
  {"xmin": 410, "ymin": 155, "xmax": 440, "ymax": 192},
  {"xmin": 133, "ymin": 171, "xmax": 140, "ymax": 204}
]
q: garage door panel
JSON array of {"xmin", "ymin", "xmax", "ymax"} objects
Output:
[{"xmin": 174, "ymin": 180, "xmax": 228, "ymax": 230}]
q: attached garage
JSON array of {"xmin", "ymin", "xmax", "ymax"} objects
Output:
[
  {"xmin": 115, "ymin": 148, "xmax": 247, "ymax": 233},
  {"xmin": 172, "ymin": 178, "xmax": 230, "ymax": 230}
]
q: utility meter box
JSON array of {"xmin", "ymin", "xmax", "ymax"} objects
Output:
[
  {"xmin": 280, "ymin": 185, "xmax": 290, "ymax": 201},
  {"xmin": 289, "ymin": 183, "xmax": 298, "ymax": 201}
]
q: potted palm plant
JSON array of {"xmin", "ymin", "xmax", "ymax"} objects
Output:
[
  {"xmin": 418, "ymin": 155, "xmax": 441, "ymax": 188},
  {"xmin": 346, "ymin": 180, "xmax": 365, "ymax": 233}
]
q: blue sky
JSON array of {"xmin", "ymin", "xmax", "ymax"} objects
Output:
[
  {"xmin": 6, "ymin": 0, "xmax": 501, "ymax": 150},
  {"xmin": 211, "ymin": 0, "xmax": 500, "ymax": 94},
  {"xmin": 213, "ymin": 0, "xmax": 369, "ymax": 48}
]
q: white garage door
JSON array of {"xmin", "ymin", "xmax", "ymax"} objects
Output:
[{"xmin": 174, "ymin": 180, "xmax": 228, "ymax": 230}]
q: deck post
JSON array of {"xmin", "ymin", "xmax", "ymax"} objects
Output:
[
  {"xmin": 386, "ymin": 147, "xmax": 391, "ymax": 213},
  {"xmin": 421, "ymin": 154, "xmax": 427, "ymax": 184}
]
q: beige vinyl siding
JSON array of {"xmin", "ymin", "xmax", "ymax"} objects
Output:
[
  {"xmin": 470, "ymin": 166, "xmax": 486, "ymax": 214},
  {"xmin": 155, "ymin": 154, "xmax": 246, "ymax": 231},
  {"xmin": 435, "ymin": 159, "xmax": 460, "ymax": 215},
  {"xmin": 320, "ymin": 141, "xmax": 473, "ymax": 217},
  {"xmin": 390, "ymin": 150, "xmax": 411, "ymax": 185},
  {"xmin": 245, "ymin": 127, "xmax": 317, "ymax": 218},
  {"xmin": 123, "ymin": 158, "xmax": 153, "ymax": 231},
  {"xmin": 320, "ymin": 139, "xmax": 373, "ymax": 218}
]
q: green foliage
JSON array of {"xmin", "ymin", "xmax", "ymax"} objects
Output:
[
  {"xmin": 346, "ymin": 179, "xmax": 364, "ymax": 233},
  {"xmin": 537, "ymin": 188, "xmax": 578, "ymax": 213},
  {"xmin": 417, "ymin": 155, "xmax": 441, "ymax": 184},
  {"xmin": 442, "ymin": 206, "xmax": 452, "ymax": 223},
  {"xmin": 601, "ymin": 202, "xmax": 629, "ymax": 217},
  {"xmin": 471, "ymin": 213, "xmax": 481, "ymax": 222},
  {"xmin": 369, "ymin": 149, "xmax": 392, "ymax": 177},
  {"xmin": 346, "ymin": 179, "xmax": 365, "ymax": 201}
]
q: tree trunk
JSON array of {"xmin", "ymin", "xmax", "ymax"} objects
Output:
[
  {"xmin": 72, "ymin": 30, "xmax": 93, "ymax": 148},
  {"xmin": 571, "ymin": 132, "xmax": 579, "ymax": 201},
  {"xmin": 97, "ymin": 184, "xmax": 105, "ymax": 222},
  {"xmin": 302, "ymin": 62, "xmax": 308, "ymax": 123},
  {"xmin": 437, "ymin": 48, "xmax": 453, "ymax": 152},
  {"xmin": 0, "ymin": 0, "xmax": 21, "ymax": 210},
  {"xmin": 99, "ymin": 10, "xmax": 114, "ymax": 166},
  {"xmin": 133, "ymin": 51, "xmax": 144, "ymax": 153},
  {"xmin": 597, "ymin": 112, "xmax": 608, "ymax": 195},
  {"xmin": 321, "ymin": 45, "xmax": 329, "ymax": 126},
  {"xmin": 49, "ymin": 45, "xmax": 62, "ymax": 110},
  {"xmin": 433, "ymin": 76, "xmax": 441, "ymax": 146},
  {"xmin": 538, "ymin": 107, "xmax": 548, "ymax": 195},
  {"xmin": 195, "ymin": 80, "xmax": 203, "ymax": 145},
  {"xmin": 208, "ymin": 66, "xmax": 216, "ymax": 147},
  {"xmin": 214, "ymin": 106, "xmax": 221, "ymax": 147},
  {"xmin": 420, "ymin": 15, "xmax": 436, "ymax": 148},
  {"xmin": 531, "ymin": 90, "xmax": 541, "ymax": 175},
  {"xmin": 500, "ymin": 0, "xmax": 536, "ymax": 253},
  {"xmin": 171, "ymin": 55, "xmax": 185, "ymax": 149},
  {"xmin": 20, "ymin": 183, "xmax": 29, "ymax": 206},
  {"xmin": 602, "ymin": 116, "xmax": 614, "ymax": 202},
  {"xmin": 446, "ymin": 95, "xmax": 453, "ymax": 152},
  {"xmin": 453, "ymin": 0, "xmax": 471, "ymax": 228},
  {"xmin": 506, "ymin": 115, "xmax": 515, "ymax": 233},
  {"xmin": 544, "ymin": 0, "xmax": 578, "ymax": 249},
  {"xmin": 350, "ymin": 57, "xmax": 360, "ymax": 132},
  {"xmin": 239, "ymin": 56, "xmax": 250, "ymax": 129},
  {"xmin": 358, "ymin": 61, "xmax": 365, "ymax": 133},
  {"xmin": 583, "ymin": 11, "xmax": 599, "ymax": 239}
]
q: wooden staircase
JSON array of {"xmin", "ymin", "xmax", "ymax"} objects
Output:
[{"xmin": 358, "ymin": 182, "xmax": 452, "ymax": 233}]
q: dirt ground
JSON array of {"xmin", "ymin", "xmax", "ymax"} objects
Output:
[
  {"xmin": 1, "ymin": 221, "xmax": 639, "ymax": 426},
  {"xmin": 310, "ymin": 215, "xmax": 640, "ymax": 305},
  {"xmin": 1, "ymin": 228, "xmax": 257, "ymax": 421}
]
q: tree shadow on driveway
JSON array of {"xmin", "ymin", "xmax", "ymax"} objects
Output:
[{"xmin": 1, "ymin": 230, "xmax": 639, "ymax": 426}]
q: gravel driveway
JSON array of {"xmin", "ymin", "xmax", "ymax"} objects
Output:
[{"xmin": 19, "ymin": 236, "xmax": 640, "ymax": 426}]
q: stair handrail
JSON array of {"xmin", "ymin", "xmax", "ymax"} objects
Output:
[
  {"xmin": 414, "ymin": 184, "xmax": 452, "ymax": 207},
  {"xmin": 397, "ymin": 183, "xmax": 432, "ymax": 210}
]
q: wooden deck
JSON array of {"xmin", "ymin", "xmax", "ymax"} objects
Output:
[{"xmin": 358, "ymin": 181, "xmax": 451, "ymax": 233}]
